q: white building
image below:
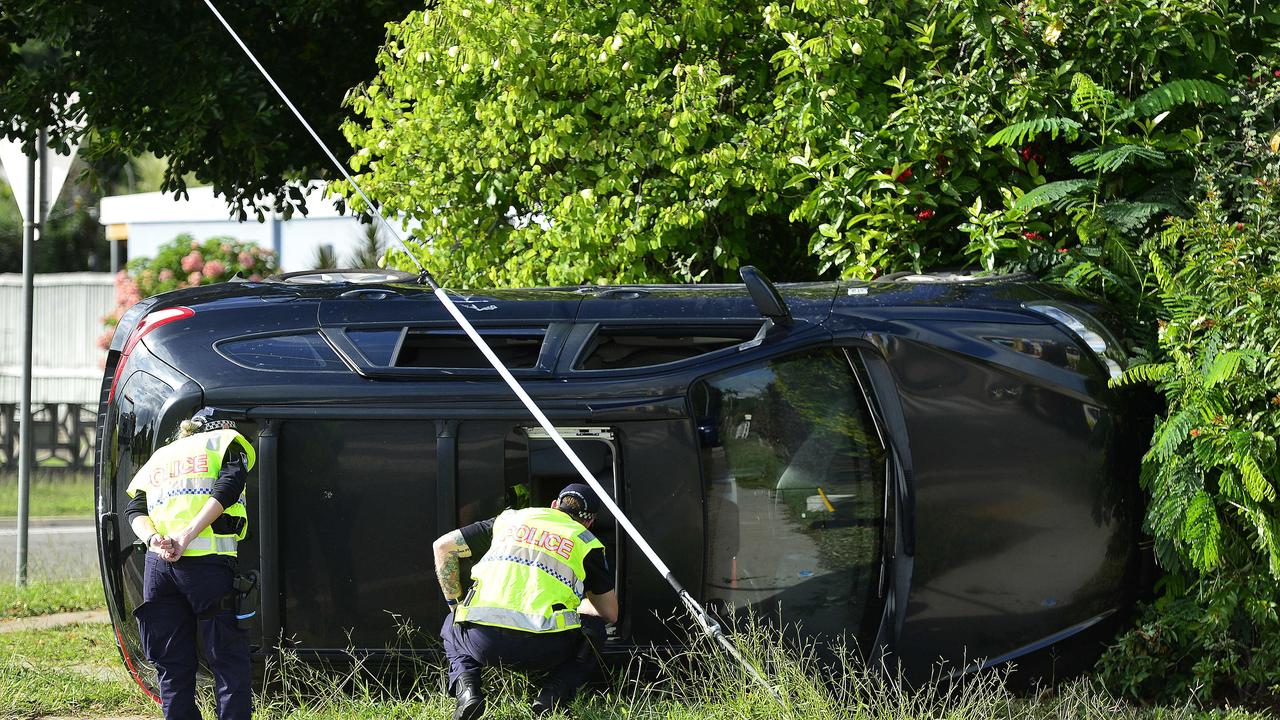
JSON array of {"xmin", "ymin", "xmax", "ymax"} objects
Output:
[{"xmin": 98, "ymin": 183, "xmax": 384, "ymax": 273}]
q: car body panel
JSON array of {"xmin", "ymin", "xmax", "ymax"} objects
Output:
[{"xmin": 95, "ymin": 276, "xmax": 1144, "ymax": 692}]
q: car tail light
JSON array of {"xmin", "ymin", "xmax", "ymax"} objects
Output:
[{"xmin": 107, "ymin": 306, "xmax": 195, "ymax": 404}]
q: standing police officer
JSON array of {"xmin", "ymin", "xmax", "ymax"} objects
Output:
[
  {"xmin": 124, "ymin": 408, "xmax": 256, "ymax": 720},
  {"xmin": 434, "ymin": 483, "xmax": 618, "ymax": 719}
]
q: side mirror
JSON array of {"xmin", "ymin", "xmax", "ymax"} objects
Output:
[{"xmin": 739, "ymin": 266, "xmax": 793, "ymax": 327}]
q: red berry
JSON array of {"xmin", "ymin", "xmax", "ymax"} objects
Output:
[
  {"xmin": 1236, "ymin": 222, "xmax": 1246, "ymax": 231},
  {"xmin": 896, "ymin": 167, "xmax": 913, "ymax": 182},
  {"xmin": 915, "ymin": 209, "xmax": 934, "ymax": 220},
  {"xmin": 1273, "ymin": 69, "xmax": 1280, "ymax": 78},
  {"xmin": 1022, "ymin": 231, "xmax": 1043, "ymax": 241}
]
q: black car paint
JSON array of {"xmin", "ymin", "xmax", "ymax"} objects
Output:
[{"xmin": 95, "ymin": 277, "xmax": 1144, "ymax": 693}]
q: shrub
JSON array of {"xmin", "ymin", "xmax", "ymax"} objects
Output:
[{"xmin": 99, "ymin": 234, "xmax": 277, "ymax": 347}]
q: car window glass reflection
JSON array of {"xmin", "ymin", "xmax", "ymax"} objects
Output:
[{"xmin": 695, "ymin": 349, "xmax": 886, "ymax": 645}]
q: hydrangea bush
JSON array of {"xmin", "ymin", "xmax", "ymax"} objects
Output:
[{"xmin": 99, "ymin": 234, "xmax": 277, "ymax": 348}]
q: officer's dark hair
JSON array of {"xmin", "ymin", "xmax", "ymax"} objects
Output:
[{"xmin": 556, "ymin": 494, "xmax": 595, "ymax": 524}]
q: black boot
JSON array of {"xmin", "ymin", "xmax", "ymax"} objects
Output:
[
  {"xmin": 530, "ymin": 681, "xmax": 564, "ymax": 717},
  {"xmin": 453, "ymin": 670, "xmax": 485, "ymax": 720}
]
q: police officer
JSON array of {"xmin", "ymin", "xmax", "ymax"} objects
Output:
[
  {"xmin": 124, "ymin": 408, "xmax": 255, "ymax": 720},
  {"xmin": 434, "ymin": 483, "xmax": 618, "ymax": 719}
]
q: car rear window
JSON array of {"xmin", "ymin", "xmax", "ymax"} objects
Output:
[{"xmin": 217, "ymin": 332, "xmax": 349, "ymax": 372}]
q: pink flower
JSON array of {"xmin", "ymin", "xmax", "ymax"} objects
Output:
[
  {"xmin": 204, "ymin": 260, "xmax": 226, "ymax": 278},
  {"xmin": 190, "ymin": 240, "xmax": 200, "ymax": 249},
  {"xmin": 249, "ymin": 274, "xmax": 263, "ymax": 282},
  {"xmin": 220, "ymin": 244, "xmax": 232, "ymax": 255},
  {"xmin": 238, "ymin": 251, "xmax": 255, "ymax": 270},
  {"xmin": 181, "ymin": 251, "xmax": 204, "ymax": 273},
  {"xmin": 188, "ymin": 271, "xmax": 202, "ymax": 286},
  {"xmin": 159, "ymin": 269, "xmax": 175, "ymax": 282}
]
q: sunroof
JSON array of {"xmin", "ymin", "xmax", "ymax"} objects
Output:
[{"xmin": 575, "ymin": 326, "xmax": 759, "ymax": 370}]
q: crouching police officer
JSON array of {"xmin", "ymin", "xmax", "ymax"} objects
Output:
[
  {"xmin": 124, "ymin": 408, "xmax": 255, "ymax": 720},
  {"xmin": 434, "ymin": 483, "xmax": 618, "ymax": 719}
]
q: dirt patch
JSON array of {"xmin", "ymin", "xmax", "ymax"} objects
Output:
[{"xmin": 0, "ymin": 609, "xmax": 108, "ymax": 633}]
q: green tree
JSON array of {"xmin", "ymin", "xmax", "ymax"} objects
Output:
[
  {"xmin": 340, "ymin": 0, "xmax": 817, "ymax": 286},
  {"xmin": 0, "ymin": 1, "xmax": 419, "ymax": 218},
  {"xmin": 344, "ymin": 0, "xmax": 1280, "ymax": 702}
]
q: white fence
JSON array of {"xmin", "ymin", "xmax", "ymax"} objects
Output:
[{"xmin": 0, "ymin": 272, "xmax": 114, "ymax": 470}]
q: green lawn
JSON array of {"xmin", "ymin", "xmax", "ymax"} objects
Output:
[
  {"xmin": 0, "ymin": 621, "xmax": 1274, "ymax": 720},
  {"xmin": 0, "ymin": 623, "xmax": 155, "ymax": 719},
  {"xmin": 0, "ymin": 475, "xmax": 94, "ymax": 517},
  {"xmin": 0, "ymin": 578, "xmax": 105, "ymax": 620}
]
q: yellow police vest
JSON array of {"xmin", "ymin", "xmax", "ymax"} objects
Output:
[
  {"xmin": 455, "ymin": 507, "xmax": 605, "ymax": 633},
  {"xmin": 125, "ymin": 429, "xmax": 256, "ymax": 557}
]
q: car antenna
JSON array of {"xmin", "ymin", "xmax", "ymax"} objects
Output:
[{"xmin": 198, "ymin": 0, "xmax": 784, "ymax": 706}]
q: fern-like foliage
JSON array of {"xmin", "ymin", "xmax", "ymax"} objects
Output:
[
  {"xmin": 985, "ymin": 117, "xmax": 1083, "ymax": 147},
  {"xmin": 1204, "ymin": 348, "xmax": 1259, "ymax": 387},
  {"xmin": 1070, "ymin": 144, "xmax": 1169, "ymax": 173},
  {"xmin": 1099, "ymin": 201, "xmax": 1170, "ymax": 232},
  {"xmin": 1148, "ymin": 408, "xmax": 1195, "ymax": 463},
  {"xmin": 1133, "ymin": 79, "xmax": 1230, "ymax": 116},
  {"xmin": 1013, "ymin": 179, "xmax": 1095, "ymax": 211},
  {"xmin": 1182, "ymin": 490, "xmax": 1222, "ymax": 571},
  {"xmin": 1236, "ymin": 454, "xmax": 1276, "ymax": 503},
  {"xmin": 1112, "ymin": 361, "xmax": 1173, "ymax": 387},
  {"xmin": 1071, "ymin": 73, "xmax": 1116, "ymax": 116}
]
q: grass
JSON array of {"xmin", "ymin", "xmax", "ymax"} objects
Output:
[
  {"xmin": 0, "ymin": 474, "xmax": 95, "ymax": 517},
  {"xmin": 0, "ymin": 623, "xmax": 154, "ymax": 720},
  {"xmin": 0, "ymin": 578, "xmax": 105, "ymax": 620},
  {"xmin": 1, "ymin": 620, "xmax": 1276, "ymax": 720}
]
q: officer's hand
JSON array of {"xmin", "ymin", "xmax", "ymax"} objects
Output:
[
  {"xmin": 147, "ymin": 534, "xmax": 175, "ymax": 557},
  {"xmin": 161, "ymin": 534, "xmax": 189, "ymax": 562}
]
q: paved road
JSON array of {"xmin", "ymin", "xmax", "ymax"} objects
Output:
[{"xmin": 0, "ymin": 517, "xmax": 99, "ymax": 581}]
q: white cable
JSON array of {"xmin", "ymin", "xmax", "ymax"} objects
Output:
[{"xmin": 199, "ymin": 0, "xmax": 424, "ymax": 274}]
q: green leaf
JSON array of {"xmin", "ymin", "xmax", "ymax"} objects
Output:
[
  {"xmin": 1133, "ymin": 79, "xmax": 1230, "ymax": 116},
  {"xmin": 1237, "ymin": 454, "xmax": 1276, "ymax": 503},
  {"xmin": 1070, "ymin": 145, "xmax": 1169, "ymax": 173},
  {"xmin": 1013, "ymin": 179, "xmax": 1096, "ymax": 211},
  {"xmin": 986, "ymin": 117, "xmax": 1083, "ymax": 147},
  {"xmin": 1182, "ymin": 490, "xmax": 1221, "ymax": 571}
]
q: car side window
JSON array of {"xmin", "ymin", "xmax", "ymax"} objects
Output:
[{"xmin": 693, "ymin": 348, "xmax": 887, "ymax": 644}]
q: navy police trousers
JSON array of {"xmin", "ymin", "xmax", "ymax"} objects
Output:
[
  {"xmin": 441, "ymin": 611, "xmax": 607, "ymax": 698},
  {"xmin": 134, "ymin": 552, "xmax": 252, "ymax": 720}
]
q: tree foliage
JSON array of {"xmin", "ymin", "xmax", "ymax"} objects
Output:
[
  {"xmin": 343, "ymin": 0, "xmax": 1280, "ymax": 703},
  {"xmin": 0, "ymin": 0, "xmax": 419, "ymax": 218}
]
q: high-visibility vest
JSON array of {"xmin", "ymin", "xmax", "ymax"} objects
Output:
[
  {"xmin": 455, "ymin": 507, "xmax": 605, "ymax": 633},
  {"xmin": 125, "ymin": 429, "xmax": 256, "ymax": 558}
]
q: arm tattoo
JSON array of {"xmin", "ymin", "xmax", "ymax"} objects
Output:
[{"xmin": 434, "ymin": 530, "xmax": 470, "ymax": 602}]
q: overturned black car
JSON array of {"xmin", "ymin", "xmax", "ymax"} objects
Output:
[{"xmin": 95, "ymin": 269, "xmax": 1147, "ymax": 699}]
